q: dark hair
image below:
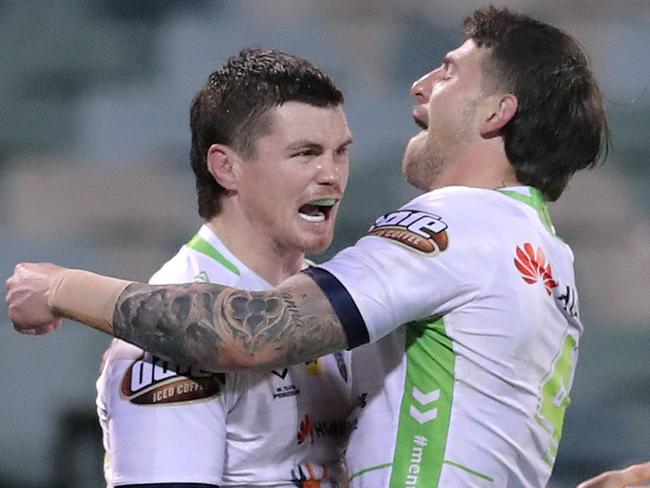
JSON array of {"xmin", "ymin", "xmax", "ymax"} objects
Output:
[
  {"xmin": 190, "ymin": 48, "xmax": 344, "ymax": 219},
  {"xmin": 464, "ymin": 6, "xmax": 609, "ymax": 201}
]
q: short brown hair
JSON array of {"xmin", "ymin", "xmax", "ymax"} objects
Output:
[
  {"xmin": 465, "ymin": 6, "xmax": 609, "ymax": 201},
  {"xmin": 190, "ymin": 48, "xmax": 344, "ymax": 219}
]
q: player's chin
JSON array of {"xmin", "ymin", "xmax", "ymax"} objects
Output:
[
  {"xmin": 301, "ymin": 230, "xmax": 335, "ymax": 256},
  {"xmin": 402, "ymin": 143, "xmax": 432, "ymax": 190},
  {"xmin": 403, "ymin": 136, "xmax": 425, "ymax": 165}
]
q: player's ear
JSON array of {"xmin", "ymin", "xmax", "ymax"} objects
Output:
[
  {"xmin": 207, "ymin": 144, "xmax": 239, "ymax": 191},
  {"xmin": 479, "ymin": 93, "xmax": 518, "ymax": 138}
]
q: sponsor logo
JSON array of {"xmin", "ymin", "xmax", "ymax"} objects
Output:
[
  {"xmin": 409, "ymin": 387, "xmax": 439, "ymax": 425},
  {"xmin": 514, "ymin": 243, "xmax": 558, "ymax": 295},
  {"xmin": 297, "ymin": 414, "xmax": 314, "ymax": 444},
  {"xmin": 291, "ymin": 463, "xmax": 328, "ymax": 487},
  {"xmin": 297, "ymin": 413, "xmax": 354, "ymax": 444},
  {"xmin": 271, "ymin": 368, "xmax": 300, "ymax": 399},
  {"xmin": 556, "ymin": 285, "xmax": 579, "ymax": 319},
  {"xmin": 368, "ymin": 209, "xmax": 448, "ymax": 254},
  {"xmin": 304, "ymin": 358, "xmax": 323, "ymax": 376},
  {"xmin": 274, "ymin": 384, "xmax": 300, "ymax": 399},
  {"xmin": 272, "ymin": 368, "xmax": 289, "ymax": 379},
  {"xmin": 194, "ymin": 271, "xmax": 210, "ymax": 283},
  {"xmin": 120, "ymin": 355, "xmax": 223, "ymax": 405}
]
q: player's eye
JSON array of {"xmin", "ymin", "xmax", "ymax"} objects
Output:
[
  {"xmin": 292, "ymin": 149, "xmax": 315, "ymax": 158},
  {"xmin": 437, "ymin": 57, "xmax": 456, "ymax": 81},
  {"xmin": 441, "ymin": 63, "xmax": 453, "ymax": 81},
  {"xmin": 336, "ymin": 145, "xmax": 350, "ymax": 157}
]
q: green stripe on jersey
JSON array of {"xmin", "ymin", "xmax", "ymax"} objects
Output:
[
  {"xmin": 443, "ymin": 459, "xmax": 493, "ymax": 482},
  {"xmin": 186, "ymin": 234, "xmax": 240, "ymax": 276},
  {"xmin": 389, "ymin": 317, "xmax": 456, "ymax": 487},
  {"xmin": 498, "ymin": 187, "xmax": 555, "ymax": 235},
  {"xmin": 535, "ymin": 333, "xmax": 577, "ymax": 466},
  {"xmin": 349, "ymin": 463, "xmax": 392, "ymax": 481}
]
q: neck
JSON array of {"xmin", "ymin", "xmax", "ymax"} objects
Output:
[
  {"xmin": 206, "ymin": 211, "xmax": 304, "ymax": 287},
  {"xmin": 429, "ymin": 141, "xmax": 518, "ymax": 191}
]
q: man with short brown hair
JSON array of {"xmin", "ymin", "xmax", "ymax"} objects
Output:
[{"xmin": 97, "ymin": 48, "xmax": 354, "ymax": 487}]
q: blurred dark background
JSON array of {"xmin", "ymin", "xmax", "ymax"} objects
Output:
[{"xmin": 1, "ymin": 1, "xmax": 649, "ymax": 487}]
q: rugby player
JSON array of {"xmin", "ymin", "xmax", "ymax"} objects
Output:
[
  {"xmin": 96, "ymin": 49, "xmax": 353, "ymax": 487},
  {"xmin": 7, "ymin": 7, "xmax": 608, "ymax": 487}
]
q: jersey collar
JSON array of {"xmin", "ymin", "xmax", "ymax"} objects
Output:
[
  {"xmin": 496, "ymin": 186, "xmax": 555, "ymax": 235},
  {"xmin": 187, "ymin": 224, "xmax": 312, "ymax": 283},
  {"xmin": 186, "ymin": 225, "xmax": 242, "ymax": 276}
]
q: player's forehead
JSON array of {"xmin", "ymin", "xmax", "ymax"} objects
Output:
[
  {"xmin": 443, "ymin": 39, "xmax": 486, "ymax": 70},
  {"xmin": 264, "ymin": 101, "xmax": 352, "ymax": 148}
]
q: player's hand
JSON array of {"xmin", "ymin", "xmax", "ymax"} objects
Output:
[
  {"xmin": 577, "ymin": 462, "xmax": 650, "ymax": 488},
  {"xmin": 6, "ymin": 262, "xmax": 67, "ymax": 335}
]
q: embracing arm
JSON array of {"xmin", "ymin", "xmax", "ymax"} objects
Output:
[
  {"xmin": 6, "ymin": 263, "xmax": 348, "ymax": 371},
  {"xmin": 112, "ymin": 274, "xmax": 347, "ymax": 371}
]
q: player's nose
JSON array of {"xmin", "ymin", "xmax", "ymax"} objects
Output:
[
  {"xmin": 411, "ymin": 70, "xmax": 435, "ymax": 102},
  {"xmin": 316, "ymin": 159, "xmax": 346, "ymax": 192}
]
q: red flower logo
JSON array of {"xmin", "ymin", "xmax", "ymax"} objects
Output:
[
  {"xmin": 514, "ymin": 243, "xmax": 558, "ymax": 295},
  {"xmin": 297, "ymin": 414, "xmax": 314, "ymax": 444}
]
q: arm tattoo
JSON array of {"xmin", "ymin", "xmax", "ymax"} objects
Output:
[{"xmin": 112, "ymin": 278, "xmax": 348, "ymax": 372}]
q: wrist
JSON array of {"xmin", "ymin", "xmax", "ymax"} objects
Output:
[{"xmin": 48, "ymin": 269, "xmax": 133, "ymax": 335}]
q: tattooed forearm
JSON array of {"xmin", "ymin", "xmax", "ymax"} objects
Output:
[
  {"xmin": 114, "ymin": 282, "xmax": 225, "ymax": 370},
  {"xmin": 112, "ymin": 275, "xmax": 347, "ymax": 372}
]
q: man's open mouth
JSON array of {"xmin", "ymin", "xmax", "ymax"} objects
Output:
[
  {"xmin": 412, "ymin": 107, "xmax": 428, "ymax": 130},
  {"xmin": 298, "ymin": 198, "xmax": 337, "ymax": 223},
  {"xmin": 414, "ymin": 115, "xmax": 428, "ymax": 130}
]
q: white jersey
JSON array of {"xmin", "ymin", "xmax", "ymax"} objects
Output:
[
  {"xmin": 309, "ymin": 186, "xmax": 581, "ymax": 487},
  {"xmin": 97, "ymin": 225, "xmax": 352, "ymax": 487}
]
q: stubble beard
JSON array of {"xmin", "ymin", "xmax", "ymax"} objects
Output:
[
  {"xmin": 403, "ymin": 100, "xmax": 479, "ymax": 191},
  {"xmin": 301, "ymin": 231, "xmax": 334, "ymax": 257},
  {"xmin": 403, "ymin": 133, "xmax": 446, "ymax": 191},
  {"xmin": 295, "ymin": 216, "xmax": 337, "ymax": 257}
]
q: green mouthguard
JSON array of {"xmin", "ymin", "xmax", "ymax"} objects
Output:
[{"xmin": 309, "ymin": 198, "xmax": 336, "ymax": 206}]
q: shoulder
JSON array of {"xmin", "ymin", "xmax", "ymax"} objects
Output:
[
  {"xmin": 150, "ymin": 242, "xmax": 250, "ymax": 287},
  {"xmin": 148, "ymin": 245, "xmax": 200, "ymax": 285},
  {"xmin": 407, "ymin": 185, "xmax": 509, "ymax": 216},
  {"xmin": 364, "ymin": 187, "xmax": 508, "ymax": 257}
]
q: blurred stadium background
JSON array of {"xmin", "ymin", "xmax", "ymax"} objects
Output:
[{"xmin": 0, "ymin": 1, "xmax": 648, "ymax": 487}]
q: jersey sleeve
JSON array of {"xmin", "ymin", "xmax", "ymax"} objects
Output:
[{"xmin": 311, "ymin": 189, "xmax": 493, "ymax": 346}]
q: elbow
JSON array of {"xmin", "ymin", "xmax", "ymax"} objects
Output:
[
  {"xmin": 224, "ymin": 352, "xmax": 259, "ymax": 371},
  {"xmin": 222, "ymin": 348, "xmax": 288, "ymax": 372},
  {"xmin": 202, "ymin": 350, "xmax": 264, "ymax": 372}
]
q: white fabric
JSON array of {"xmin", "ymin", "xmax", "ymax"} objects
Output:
[
  {"xmin": 320, "ymin": 186, "xmax": 582, "ymax": 487},
  {"xmin": 97, "ymin": 225, "xmax": 352, "ymax": 487}
]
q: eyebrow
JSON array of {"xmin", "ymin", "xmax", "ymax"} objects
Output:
[
  {"xmin": 338, "ymin": 137, "xmax": 354, "ymax": 148},
  {"xmin": 287, "ymin": 140, "xmax": 322, "ymax": 151},
  {"xmin": 287, "ymin": 137, "xmax": 354, "ymax": 151}
]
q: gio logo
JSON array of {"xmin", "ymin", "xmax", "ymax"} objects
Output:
[
  {"xmin": 368, "ymin": 209, "xmax": 448, "ymax": 254},
  {"xmin": 409, "ymin": 387, "xmax": 440, "ymax": 424}
]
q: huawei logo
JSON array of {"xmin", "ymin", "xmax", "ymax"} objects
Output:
[
  {"xmin": 514, "ymin": 243, "xmax": 558, "ymax": 295},
  {"xmin": 297, "ymin": 414, "xmax": 314, "ymax": 444}
]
